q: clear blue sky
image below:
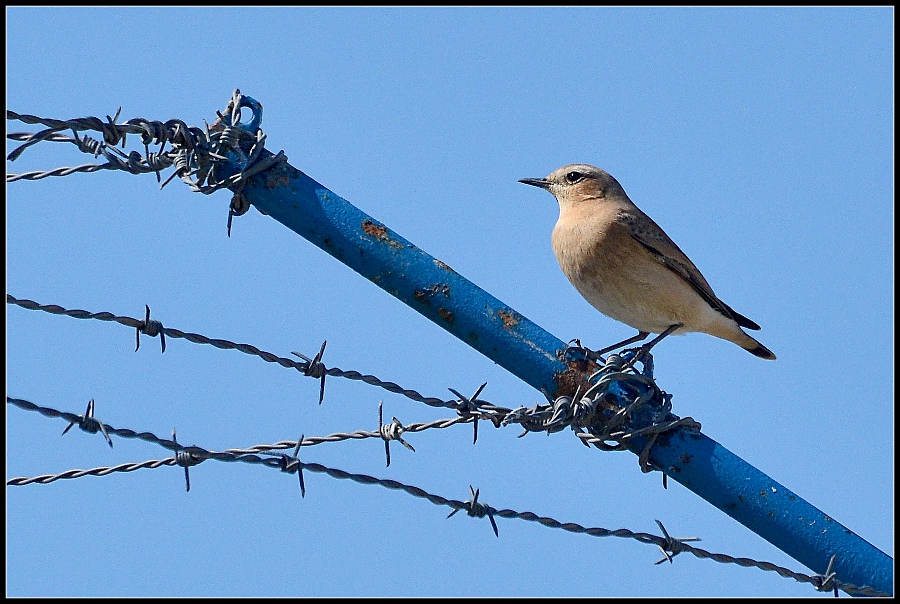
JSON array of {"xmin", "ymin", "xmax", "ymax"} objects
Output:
[{"xmin": 6, "ymin": 7, "xmax": 892, "ymax": 597}]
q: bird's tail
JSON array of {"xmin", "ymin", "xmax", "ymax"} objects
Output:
[
  {"xmin": 738, "ymin": 332, "xmax": 776, "ymax": 360},
  {"xmin": 711, "ymin": 324, "xmax": 777, "ymax": 360}
]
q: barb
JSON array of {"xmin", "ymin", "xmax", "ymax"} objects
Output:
[
  {"xmin": 447, "ymin": 485, "xmax": 499, "ymax": 537},
  {"xmin": 136, "ymin": 305, "xmax": 166, "ymax": 353},
  {"xmin": 61, "ymin": 398, "xmax": 113, "ymax": 448},
  {"xmin": 448, "ymin": 382, "xmax": 488, "ymax": 444},
  {"xmin": 503, "ymin": 353, "xmax": 701, "ymax": 478},
  {"xmin": 378, "ymin": 401, "xmax": 415, "ymax": 467},
  {"xmin": 292, "ymin": 340, "xmax": 328, "ymax": 404},
  {"xmin": 280, "ymin": 434, "xmax": 306, "ymax": 497},
  {"xmin": 653, "ymin": 519, "xmax": 701, "ymax": 564}
]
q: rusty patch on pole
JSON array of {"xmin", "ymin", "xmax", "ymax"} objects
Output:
[
  {"xmin": 362, "ymin": 219, "xmax": 403, "ymax": 248},
  {"xmin": 497, "ymin": 309, "xmax": 519, "ymax": 329}
]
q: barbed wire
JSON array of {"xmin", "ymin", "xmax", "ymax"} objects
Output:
[
  {"xmin": 5, "ymin": 293, "xmax": 509, "ymax": 420},
  {"xmin": 7, "ymin": 94, "xmax": 887, "ymax": 597},
  {"xmin": 7, "ymin": 291, "xmax": 717, "ymax": 494},
  {"xmin": 7, "ymin": 294, "xmax": 887, "ymax": 596},
  {"xmin": 6, "ymin": 91, "xmax": 288, "ymax": 237},
  {"xmin": 5, "ymin": 395, "xmax": 470, "ymax": 469},
  {"xmin": 6, "ymin": 91, "xmax": 285, "ymax": 191},
  {"xmin": 5, "ymin": 293, "xmax": 698, "ymax": 459},
  {"xmin": 6, "ymin": 395, "xmax": 881, "ymax": 596}
]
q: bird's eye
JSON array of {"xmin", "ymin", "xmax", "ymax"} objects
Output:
[{"xmin": 565, "ymin": 171, "xmax": 585, "ymax": 184}]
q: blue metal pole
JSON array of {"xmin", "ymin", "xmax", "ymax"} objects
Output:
[{"xmin": 218, "ymin": 99, "xmax": 891, "ymax": 596}]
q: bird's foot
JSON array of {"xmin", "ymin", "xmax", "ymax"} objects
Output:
[
  {"xmin": 619, "ymin": 346, "xmax": 653, "ymax": 374},
  {"xmin": 619, "ymin": 324, "xmax": 682, "ymax": 372},
  {"xmin": 564, "ymin": 338, "xmax": 605, "ymax": 363}
]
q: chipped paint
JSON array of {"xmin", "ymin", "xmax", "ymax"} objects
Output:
[
  {"xmin": 414, "ymin": 283, "xmax": 451, "ymax": 306},
  {"xmin": 434, "ymin": 259, "xmax": 454, "ymax": 271},
  {"xmin": 551, "ymin": 362, "xmax": 595, "ymax": 399},
  {"xmin": 264, "ymin": 171, "xmax": 291, "ymax": 189},
  {"xmin": 362, "ymin": 219, "xmax": 387, "ymax": 239},
  {"xmin": 362, "ymin": 219, "xmax": 404, "ymax": 248},
  {"xmin": 497, "ymin": 309, "xmax": 519, "ymax": 329},
  {"xmin": 437, "ymin": 307, "xmax": 453, "ymax": 323}
]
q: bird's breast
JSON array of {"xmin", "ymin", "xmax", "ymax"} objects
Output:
[
  {"xmin": 551, "ymin": 212, "xmax": 704, "ymax": 333},
  {"xmin": 551, "ymin": 215, "xmax": 626, "ymax": 300}
]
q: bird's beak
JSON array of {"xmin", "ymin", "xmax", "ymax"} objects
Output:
[{"xmin": 518, "ymin": 177, "xmax": 552, "ymax": 190}]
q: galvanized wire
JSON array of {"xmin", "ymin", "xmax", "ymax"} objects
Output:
[
  {"xmin": 5, "ymin": 396, "xmax": 470, "ymax": 457},
  {"xmin": 8, "ymin": 296, "xmax": 885, "ymax": 595},
  {"xmin": 5, "ymin": 294, "xmax": 509, "ymax": 421},
  {"xmin": 6, "ymin": 293, "xmax": 709, "ymax": 473},
  {"xmin": 6, "ymin": 90, "xmax": 287, "ymax": 196},
  {"xmin": 6, "ymin": 395, "xmax": 884, "ymax": 596},
  {"xmin": 8, "ymin": 94, "xmax": 884, "ymax": 597}
]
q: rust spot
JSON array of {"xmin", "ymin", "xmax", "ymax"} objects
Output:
[
  {"xmin": 497, "ymin": 309, "xmax": 519, "ymax": 329},
  {"xmin": 264, "ymin": 171, "xmax": 291, "ymax": 189},
  {"xmin": 759, "ymin": 490, "xmax": 767, "ymax": 497},
  {"xmin": 414, "ymin": 283, "xmax": 450, "ymax": 305},
  {"xmin": 362, "ymin": 220, "xmax": 388, "ymax": 239},
  {"xmin": 426, "ymin": 283, "xmax": 451, "ymax": 298},
  {"xmin": 437, "ymin": 307, "xmax": 453, "ymax": 323},
  {"xmin": 434, "ymin": 259, "xmax": 453, "ymax": 271},
  {"xmin": 552, "ymin": 363, "xmax": 594, "ymax": 399},
  {"xmin": 550, "ymin": 348, "xmax": 600, "ymax": 398},
  {"xmin": 362, "ymin": 219, "xmax": 403, "ymax": 248},
  {"xmin": 679, "ymin": 454, "xmax": 693, "ymax": 464}
]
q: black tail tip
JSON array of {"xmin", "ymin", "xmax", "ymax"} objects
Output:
[{"xmin": 747, "ymin": 343, "xmax": 776, "ymax": 360}]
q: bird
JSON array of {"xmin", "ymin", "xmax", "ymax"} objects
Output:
[{"xmin": 519, "ymin": 164, "xmax": 775, "ymax": 361}]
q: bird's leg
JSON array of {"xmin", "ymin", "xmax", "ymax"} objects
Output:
[
  {"xmin": 581, "ymin": 331, "xmax": 651, "ymax": 361},
  {"xmin": 623, "ymin": 323, "xmax": 683, "ymax": 369}
]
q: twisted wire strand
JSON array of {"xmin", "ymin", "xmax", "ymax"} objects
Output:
[
  {"xmin": 7, "ymin": 99, "xmax": 885, "ymax": 596},
  {"xmin": 5, "ymin": 397, "xmax": 884, "ymax": 597},
  {"xmin": 7, "ymin": 92, "xmax": 285, "ymax": 194},
  {"xmin": 4, "ymin": 294, "xmax": 727, "ymax": 467},
  {"xmin": 6, "ymin": 163, "xmax": 121, "ymax": 182},
  {"xmin": 218, "ymin": 416, "xmax": 474, "ymax": 456},
  {"xmin": 6, "ymin": 293, "xmax": 487, "ymax": 417},
  {"xmin": 5, "ymin": 397, "xmax": 472, "ymax": 457},
  {"xmin": 7, "ymin": 458, "xmax": 177, "ymax": 485}
]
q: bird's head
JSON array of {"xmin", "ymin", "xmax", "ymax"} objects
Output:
[{"xmin": 519, "ymin": 164, "xmax": 628, "ymax": 208}]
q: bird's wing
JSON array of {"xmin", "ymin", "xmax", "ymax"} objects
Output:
[{"xmin": 616, "ymin": 210, "xmax": 760, "ymax": 330}]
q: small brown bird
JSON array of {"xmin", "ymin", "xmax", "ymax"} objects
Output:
[{"xmin": 519, "ymin": 164, "xmax": 775, "ymax": 361}]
